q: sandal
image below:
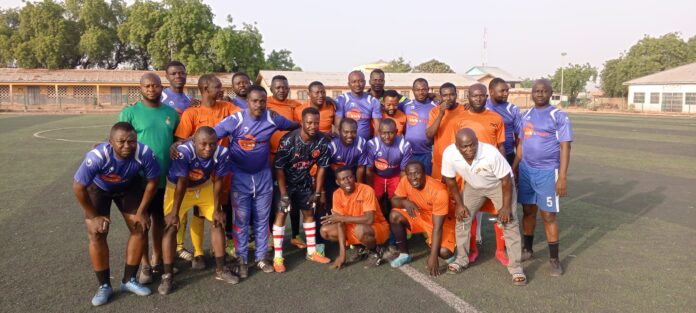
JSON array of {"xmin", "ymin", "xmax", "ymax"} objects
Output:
[
  {"xmin": 512, "ymin": 273, "xmax": 527, "ymax": 286},
  {"xmin": 447, "ymin": 262, "xmax": 467, "ymax": 274}
]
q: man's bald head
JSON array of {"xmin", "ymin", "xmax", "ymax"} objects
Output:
[
  {"xmin": 455, "ymin": 128, "xmax": 479, "ymax": 160},
  {"xmin": 468, "ymin": 83, "xmax": 487, "ymax": 95},
  {"xmin": 140, "ymin": 72, "xmax": 162, "ymax": 85},
  {"xmin": 139, "ymin": 72, "xmax": 163, "ymax": 103},
  {"xmin": 456, "ymin": 128, "xmax": 477, "ymax": 142},
  {"xmin": 532, "ymin": 78, "xmax": 553, "ymax": 106},
  {"xmin": 348, "ymin": 70, "xmax": 366, "ymax": 95},
  {"xmin": 532, "ymin": 78, "xmax": 552, "ymax": 92},
  {"xmin": 194, "ymin": 126, "xmax": 217, "ymax": 141}
]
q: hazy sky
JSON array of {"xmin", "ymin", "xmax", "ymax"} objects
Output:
[{"xmin": 2, "ymin": 0, "xmax": 695, "ymax": 80}]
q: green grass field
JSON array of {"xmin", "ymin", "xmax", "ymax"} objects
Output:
[{"xmin": 0, "ymin": 112, "xmax": 694, "ymax": 313}]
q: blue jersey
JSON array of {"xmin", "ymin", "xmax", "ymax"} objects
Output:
[
  {"xmin": 335, "ymin": 92, "xmax": 382, "ymax": 140},
  {"xmin": 485, "ymin": 99, "xmax": 521, "ymax": 155},
  {"xmin": 214, "ymin": 109, "xmax": 295, "ymax": 174},
  {"xmin": 403, "ymin": 99, "xmax": 437, "ymax": 153},
  {"xmin": 161, "ymin": 88, "xmax": 191, "ymax": 115},
  {"xmin": 366, "ymin": 136, "xmax": 412, "ymax": 178},
  {"xmin": 232, "ymin": 97, "xmax": 248, "ymax": 110},
  {"xmin": 167, "ymin": 140, "xmax": 231, "ymax": 187},
  {"xmin": 74, "ymin": 142, "xmax": 160, "ymax": 191},
  {"xmin": 328, "ymin": 136, "xmax": 368, "ymax": 170},
  {"xmin": 519, "ymin": 105, "xmax": 573, "ymax": 169}
]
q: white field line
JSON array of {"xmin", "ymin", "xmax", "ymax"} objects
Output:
[
  {"xmin": 398, "ymin": 264, "xmax": 480, "ymax": 313},
  {"xmin": 33, "ymin": 125, "xmax": 110, "ymax": 143}
]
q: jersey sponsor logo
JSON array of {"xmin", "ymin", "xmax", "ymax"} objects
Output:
[
  {"xmin": 188, "ymin": 168, "xmax": 205, "ymax": 181},
  {"xmin": 238, "ymin": 134, "xmax": 256, "ymax": 151},
  {"xmin": 407, "ymin": 112, "xmax": 420, "ymax": 126},
  {"xmin": 374, "ymin": 158, "xmax": 390, "ymax": 171},
  {"xmin": 523, "ymin": 122, "xmax": 535, "ymax": 139},
  {"xmin": 346, "ymin": 108, "xmax": 362, "ymax": 121},
  {"xmin": 311, "ymin": 149, "xmax": 320, "ymax": 158},
  {"xmin": 291, "ymin": 160, "xmax": 314, "ymax": 170},
  {"xmin": 100, "ymin": 174, "xmax": 122, "ymax": 183}
]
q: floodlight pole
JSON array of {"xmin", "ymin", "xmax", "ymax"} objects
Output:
[{"xmin": 560, "ymin": 52, "xmax": 567, "ymax": 106}]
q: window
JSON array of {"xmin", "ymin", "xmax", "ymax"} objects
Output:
[
  {"xmin": 127, "ymin": 87, "xmax": 140, "ymax": 104},
  {"xmin": 297, "ymin": 90, "xmax": 308, "ymax": 101},
  {"xmin": 332, "ymin": 91, "xmax": 342, "ymax": 99},
  {"xmin": 662, "ymin": 92, "xmax": 683, "ymax": 112},
  {"xmin": 633, "ymin": 92, "xmax": 645, "ymax": 104},
  {"xmin": 685, "ymin": 93, "xmax": 696, "ymax": 105},
  {"xmin": 650, "ymin": 93, "xmax": 660, "ymax": 104}
]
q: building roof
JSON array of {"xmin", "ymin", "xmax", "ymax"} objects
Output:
[
  {"xmin": 464, "ymin": 66, "xmax": 521, "ymax": 82},
  {"xmin": 0, "ymin": 68, "xmax": 233, "ymax": 86},
  {"xmin": 258, "ymin": 70, "xmax": 480, "ymax": 88},
  {"xmin": 623, "ymin": 62, "xmax": 696, "ymax": 85}
]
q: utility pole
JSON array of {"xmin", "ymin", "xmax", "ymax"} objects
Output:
[{"xmin": 560, "ymin": 52, "xmax": 567, "ymax": 106}]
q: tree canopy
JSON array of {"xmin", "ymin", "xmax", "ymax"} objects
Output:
[
  {"xmin": 550, "ymin": 63, "xmax": 597, "ymax": 104},
  {"xmin": 413, "ymin": 59, "xmax": 454, "ymax": 73},
  {"xmin": 382, "ymin": 57, "xmax": 411, "ymax": 73}
]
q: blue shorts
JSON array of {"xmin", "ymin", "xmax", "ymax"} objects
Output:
[
  {"xmin": 411, "ymin": 152, "xmax": 432, "ymax": 176},
  {"xmin": 518, "ymin": 162, "xmax": 559, "ymax": 213}
]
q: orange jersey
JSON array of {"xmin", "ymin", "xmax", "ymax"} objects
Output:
[
  {"xmin": 267, "ymin": 96, "xmax": 302, "ymax": 153},
  {"xmin": 383, "ymin": 110, "xmax": 407, "ymax": 135},
  {"xmin": 454, "ymin": 109, "xmax": 505, "ymax": 147},
  {"xmin": 294, "ymin": 102, "xmax": 336, "ymax": 134},
  {"xmin": 175, "ymin": 100, "xmax": 242, "ymax": 145},
  {"xmin": 393, "ymin": 176, "xmax": 449, "ymax": 219},
  {"xmin": 428, "ymin": 105, "xmax": 467, "ymax": 179},
  {"xmin": 332, "ymin": 183, "xmax": 389, "ymax": 227}
]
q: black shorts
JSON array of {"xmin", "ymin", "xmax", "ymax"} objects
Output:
[
  {"xmin": 505, "ymin": 152, "xmax": 516, "ymax": 166},
  {"xmin": 286, "ymin": 186, "xmax": 313, "ymax": 213},
  {"xmin": 87, "ymin": 182, "xmax": 143, "ymax": 216},
  {"xmin": 148, "ymin": 188, "xmax": 165, "ymax": 218}
]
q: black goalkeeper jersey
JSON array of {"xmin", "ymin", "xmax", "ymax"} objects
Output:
[{"xmin": 273, "ymin": 129, "xmax": 330, "ymax": 190}]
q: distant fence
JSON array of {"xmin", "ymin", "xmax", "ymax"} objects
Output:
[{"xmin": 0, "ymin": 94, "xmax": 134, "ymax": 112}]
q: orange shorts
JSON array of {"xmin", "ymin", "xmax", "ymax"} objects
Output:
[
  {"xmin": 394, "ymin": 209, "xmax": 456, "ymax": 253},
  {"xmin": 345, "ymin": 222, "xmax": 390, "ymax": 246}
]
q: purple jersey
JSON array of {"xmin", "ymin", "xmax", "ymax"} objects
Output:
[
  {"xmin": 74, "ymin": 142, "xmax": 160, "ymax": 191},
  {"xmin": 214, "ymin": 109, "xmax": 295, "ymax": 173},
  {"xmin": 366, "ymin": 136, "xmax": 412, "ymax": 178},
  {"xmin": 335, "ymin": 92, "xmax": 382, "ymax": 140},
  {"xmin": 486, "ymin": 99, "xmax": 521, "ymax": 155},
  {"xmin": 167, "ymin": 140, "xmax": 231, "ymax": 187},
  {"xmin": 403, "ymin": 99, "xmax": 437, "ymax": 153},
  {"xmin": 519, "ymin": 105, "xmax": 573, "ymax": 169},
  {"xmin": 232, "ymin": 97, "xmax": 248, "ymax": 109},
  {"xmin": 161, "ymin": 88, "xmax": 191, "ymax": 114},
  {"xmin": 328, "ymin": 136, "xmax": 368, "ymax": 170}
]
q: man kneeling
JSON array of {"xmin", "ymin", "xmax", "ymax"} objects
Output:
[
  {"xmin": 320, "ymin": 167, "xmax": 390, "ymax": 269},
  {"xmin": 159, "ymin": 126, "xmax": 238, "ymax": 294},
  {"xmin": 389, "ymin": 160, "xmax": 456, "ymax": 276}
]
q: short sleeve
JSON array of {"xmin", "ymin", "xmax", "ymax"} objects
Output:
[
  {"xmin": 427, "ymin": 108, "xmax": 439, "ymax": 128},
  {"xmin": 361, "ymin": 187, "xmax": 378, "ymax": 214},
  {"xmin": 399, "ymin": 140, "xmax": 412, "ymax": 171},
  {"xmin": 365, "ymin": 140, "xmax": 377, "ymax": 167},
  {"xmin": 214, "ymin": 148, "xmax": 231, "ymax": 177},
  {"xmin": 512, "ymin": 105, "xmax": 522, "ymax": 135},
  {"xmin": 273, "ymin": 134, "xmax": 293, "ymax": 169},
  {"xmin": 169, "ymin": 146, "xmax": 190, "ymax": 179},
  {"xmin": 175, "ymin": 109, "xmax": 196, "ymax": 139},
  {"xmin": 440, "ymin": 145, "xmax": 457, "ymax": 178},
  {"xmin": 490, "ymin": 147, "xmax": 512, "ymax": 179},
  {"xmin": 357, "ymin": 139, "xmax": 369, "ymax": 166},
  {"xmin": 73, "ymin": 150, "xmax": 102, "ymax": 186},
  {"xmin": 141, "ymin": 145, "xmax": 161, "ymax": 180},
  {"xmin": 317, "ymin": 141, "xmax": 331, "ymax": 168},
  {"xmin": 331, "ymin": 191, "xmax": 346, "ymax": 215},
  {"xmin": 118, "ymin": 106, "xmax": 132, "ymax": 123},
  {"xmin": 495, "ymin": 118, "xmax": 506, "ymax": 145},
  {"xmin": 393, "ymin": 176, "xmax": 409, "ymax": 198},
  {"xmin": 273, "ymin": 112, "xmax": 296, "ymax": 131},
  {"xmin": 556, "ymin": 111, "xmax": 573, "ymax": 142},
  {"xmin": 370, "ymin": 97, "xmax": 382, "ymax": 119},
  {"xmin": 335, "ymin": 94, "xmax": 346, "ymax": 118},
  {"xmin": 214, "ymin": 114, "xmax": 238, "ymax": 139},
  {"xmin": 432, "ymin": 188, "xmax": 449, "ymax": 216}
]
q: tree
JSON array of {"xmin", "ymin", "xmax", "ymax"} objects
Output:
[
  {"xmin": 0, "ymin": 9, "xmax": 20, "ymax": 66},
  {"xmin": 413, "ymin": 59, "xmax": 454, "ymax": 73},
  {"xmin": 148, "ymin": 0, "xmax": 217, "ymax": 74},
  {"xmin": 687, "ymin": 36, "xmax": 696, "ymax": 62},
  {"xmin": 117, "ymin": 0, "xmax": 165, "ymax": 69},
  {"xmin": 550, "ymin": 63, "xmax": 597, "ymax": 104},
  {"xmin": 601, "ymin": 33, "xmax": 695, "ymax": 97},
  {"xmin": 519, "ymin": 78, "xmax": 534, "ymax": 88},
  {"xmin": 210, "ymin": 17, "xmax": 265, "ymax": 76},
  {"xmin": 14, "ymin": 0, "xmax": 81, "ymax": 69},
  {"xmin": 68, "ymin": 0, "xmax": 127, "ymax": 69},
  {"xmin": 264, "ymin": 49, "xmax": 298, "ymax": 71},
  {"xmin": 382, "ymin": 57, "xmax": 411, "ymax": 73}
]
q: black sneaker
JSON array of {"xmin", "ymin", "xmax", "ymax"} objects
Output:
[
  {"xmin": 158, "ymin": 273, "xmax": 176, "ymax": 295},
  {"xmin": 192, "ymin": 256, "xmax": 206, "ymax": 270},
  {"xmin": 549, "ymin": 258, "xmax": 563, "ymax": 276},
  {"xmin": 256, "ymin": 260, "xmax": 274, "ymax": 274},
  {"xmin": 364, "ymin": 249, "xmax": 383, "ymax": 268},
  {"xmin": 215, "ymin": 267, "xmax": 240, "ymax": 285},
  {"xmin": 237, "ymin": 262, "xmax": 249, "ymax": 279},
  {"xmin": 347, "ymin": 246, "xmax": 368, "ymax": 263}
]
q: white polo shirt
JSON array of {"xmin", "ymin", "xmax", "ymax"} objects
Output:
[{"xmin": 441, "ymin": 142, "xmax": 511, "ymax": 189}]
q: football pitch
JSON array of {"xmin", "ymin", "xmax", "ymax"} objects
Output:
[{"xmin": 0, "ymin": 112, "xmax": 694, "ymax": 313}]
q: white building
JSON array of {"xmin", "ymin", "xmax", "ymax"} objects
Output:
[{"xmin": 623, "ymin": 62, "xmax": 696, "ymax": 113}]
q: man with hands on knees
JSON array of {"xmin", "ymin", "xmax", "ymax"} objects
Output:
[{"xmin": 73, "ymin": 122, "xmax": 160, "ymax": 306}]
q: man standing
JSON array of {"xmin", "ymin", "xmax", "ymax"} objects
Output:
[
  {"xmin": 294, "ymin": 81, "xmax": 336, "ymax": 134},
  {"xmin": 161, "ymin": 61, "xmax": 191, "ymax": 115},
  {"xmin": 172, "ymin": 74, "xmax": 241, "ymax": 269},
  {"xmin": 73, "ymin": 122, "xmax": 159, "ymax": 306},
  {"xmin": 159, "ymin": 127, "xmax": 239, "ymax": 294},
  {"xmin": 442, "ymin": 129, "xmax": 526, "ymax": 286},
  {"xmin": 230, "ymin": 72, "xmax": 252, "ymax": 109},
  {"xmin": 272, "ymin": 107, "xmax": 333, "ymax": 272},
  {"xmin": 119, "ymin": 73, "xmax": 179, "ymax": 284},
  {"xmin": 214, "ymin": 85, "xmax": 298, "ymax": 278},
  {"xmin": 334, "ymin": 71, "xmax": 382, "ymax": 140},
  {"xmin": 389, "ymin": 161, "xmax": 456, "ymax": 275},
  {"xmin": 513, "ymin": 79, "xmax": 573, "ymax": 276},
  {"xmin": 366, "ymin": 119, "xmax": 413, "ymax": 208},
  {"xmin": 320, "ymin": 167, "xmax": 390, "ymax": 269},
  {"xmin": 382, "ymin": 90, "xmax": 407, "ymax": 136},
  {"xmin": 366, "ymin": 69, "xmax": 408, "ymax": 110},
  {"xmin": 403, "ymin": 78, "xmax": 437, "ymax": 175},
  {"xmin": 426, "ymin": 83, "xmax": 467, "ymax": 180},
  {"xmin": 486, "ymin": 78, "xmax": 521, "ymax": 165}
]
